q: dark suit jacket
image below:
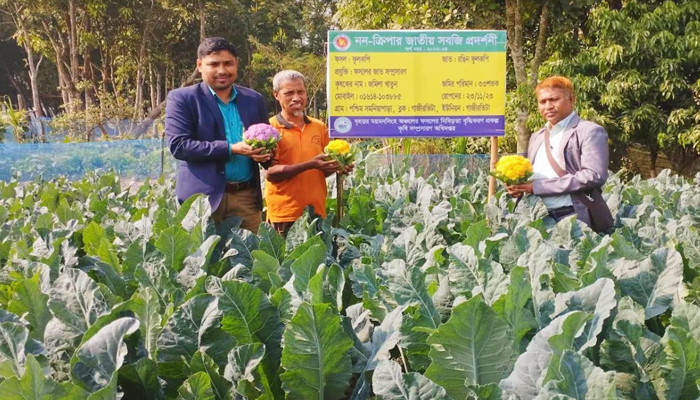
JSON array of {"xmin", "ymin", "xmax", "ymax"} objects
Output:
[
  {"xmin": 165, "ymin": 82, "xmax": 268, "ymax": 211},
  {"xmin": 527, "ymin": 113, "xmax": 610, "ymax": 227}
]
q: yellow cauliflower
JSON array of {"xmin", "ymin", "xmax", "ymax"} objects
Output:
[
  {"xmin": 490, "ymin": 155, "xmax": 533, "ymax": 185},
  {"xmin": 324, "ymin": 139, "xmax": 354, "ymax": 166},
  {"xmin": 326, "ymin": 139, "xmax": 352, "ymax": 155}
]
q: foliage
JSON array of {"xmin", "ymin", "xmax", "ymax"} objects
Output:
[
  {"xmin": 541, "ymin": 0, "xmax": 700, "ymax": 164},
  {"xmin": 0, "ymin": 149, "xmax": 699, "ymax": 398},
  {"xmin": 0, "ymin": 96, "xmax": 29, "ymax": 143}
]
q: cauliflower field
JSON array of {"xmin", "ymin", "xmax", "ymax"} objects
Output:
[{"xmin": 0, "ymin": 155, "xmax": 698, "ymax": 400}]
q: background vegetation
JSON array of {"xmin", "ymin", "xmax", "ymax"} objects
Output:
[{"xmin": 0, "ymin": 0, "xmax": 699, "ymax": 176}]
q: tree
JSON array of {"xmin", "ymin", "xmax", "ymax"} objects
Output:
[
  {"xmin": 541, "ymin": 0, "xmax": 700, "ymax": 176},
  {"xmin": 0, "ymin": 0, "xmax": 44, "ymax": 121}
]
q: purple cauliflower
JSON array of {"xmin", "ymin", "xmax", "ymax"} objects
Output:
[{"xmin": 243, "ymin": 124, "xmax": 281, "ymax": 153}]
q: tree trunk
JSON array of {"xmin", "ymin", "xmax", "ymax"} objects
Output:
[
  {"xmin": 68, "ymin": 0, "xmax": 80, "ymax": 97},
  {"xmin": 42, "ymin": 20, "xmax": 75, "ymax": 111},
  {"xmin": 1, "ymin": 59, "xmax": 27, "ymax": 103},
  {"xmin": 156, "ymin": 70, "xmax": 163, "ymax": 105},
  {"xmin": 506, "ymin": 0, "xmax": 529, "ymax": 153},
  {"xmin": 199, "ymin": 0, "xmax": 206, "ymax": 41},
  {"xmin": 149, "ymin": 65, "xmax": 157, "ymax": 112},
  {"xmin": 649, "ymin": 146, "xmax": 658, "ymax": 178},
  {"xmin": 506, "ymin": 0, "xmax": 550, "ymax": 153},
  {"xmin": 134, "ymin": 7, "xmax": 154, "ymax": 120},
  {"xmin": 99, "ymin": 46, "xmax": 109, "ymax": 95},
  {"xmin": 13, "ymin": 6, "xmax": 43, "ymax": 119},
  {"xmin": 134, "ymin": 61, "xmax": 145, "ymax": 120},
  {"xmin": 130, "ymin": 67, "xmax": 200, "ymax": 136}
]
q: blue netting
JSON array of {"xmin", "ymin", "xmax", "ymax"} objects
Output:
[
  {"xmin": 0, "ymin": 139, "xmax": 175, "ymax": 181},
  {"xmin": 362, "ymin": 153, "xmax": 491, "ymax": 178},
  {"xmin": 0, "ymin": 137, "xmax": 497, "ymax": 183}
]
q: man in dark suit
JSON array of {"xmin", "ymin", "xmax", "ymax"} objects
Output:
[{"xmin": 166, "ymin": 37, "xmax": 270, "ymax": 233}]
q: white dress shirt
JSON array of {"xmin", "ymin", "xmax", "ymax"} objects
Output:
[{"xmin": 532, "ymin": 112, "xmax": 575, "ymax": 209}]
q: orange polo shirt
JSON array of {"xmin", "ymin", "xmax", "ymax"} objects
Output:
[{"xmin": 265, "ymin": 114, "xmax": 330, "ymax": 222}]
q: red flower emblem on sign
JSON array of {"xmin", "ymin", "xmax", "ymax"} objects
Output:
[{"xmin": 334, "ymin": 34, "xmax": 351, "ymax": 51}]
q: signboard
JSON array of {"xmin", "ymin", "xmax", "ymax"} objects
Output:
[{"xmin": 327, "ymin": 30, "xmax": 507, "ymax": 138}]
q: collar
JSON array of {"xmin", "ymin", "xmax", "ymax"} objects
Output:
[
  {"xmin": 275, "ymin": 113, "xmax": 311, "ymax": 129},
  {"xmin": 207, "ymin": 85, "xmax": 238, "ymax": 104},
  {"xmin": 545, "ymin": 111, "xmax": 576, "ymax": 133}
]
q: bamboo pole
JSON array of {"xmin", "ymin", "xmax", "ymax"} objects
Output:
[
  {"xmin": 335, "ymin": 174, "xmax": 344, "ymax": 226},
  {"xmin": 488, "ymin": 136, "xmax": 498, "ymax": 201}
]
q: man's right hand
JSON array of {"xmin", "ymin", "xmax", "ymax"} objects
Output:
[
  {"xmin": 230, "ymin": 143, "xmax": 272, "ymax": 162},
  {"xmin": 310, "ymin": 154, "xmax": 339, "ymax": 174}
]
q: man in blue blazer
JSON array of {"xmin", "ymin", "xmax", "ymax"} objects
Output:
[{"xmin": 166, "ymin": 37, "xmax": 271, "ymax": 233}]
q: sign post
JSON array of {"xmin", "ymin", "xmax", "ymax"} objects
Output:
[{"xmin": 327, "ymin": 30, "xmax": 507, "ymax": 212}]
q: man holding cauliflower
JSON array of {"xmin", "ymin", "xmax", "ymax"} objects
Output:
[
  {"xmin": 506, "ymin": 76, "xmax": 614, "ymax": 233},
  {"xmin": 166, "ymin": 37, "xmax": 271, "ymax": 233},
  {"xmin": 265, "ymin": 70, "xmax": 353, "ymax": 235}
]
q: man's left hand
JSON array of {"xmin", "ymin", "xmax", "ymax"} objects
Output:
[{"xmin": 506, "ymin": 182, "xmax": 534, "ymax": 197}]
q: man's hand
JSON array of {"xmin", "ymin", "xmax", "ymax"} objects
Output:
[
  {"xmin": 338, "ymin": 162, "xmax": 355, "ymax": 176},
  {"xmin": 506, "ymin": 182, "xmax": 534, "ymax": 198},
  {"xmin": 230, "ymin": 142, "xmax": 272, "ymax": 163},
  {"xmin": 310, "ymin": 154, "xmax": 339, "ymax": 174}
]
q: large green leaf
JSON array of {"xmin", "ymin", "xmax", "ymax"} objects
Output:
[
  {"xmin": 654, "ymin": 327, "xmax": 700, "ymax": 400},
  {"xmin": 156, "ymin": 294, "xmax": 236, "ymax": 379},
  {"xmin": 670, "ymin": 302, "xmax": 700, "ymax": 343},
  {"xmin": 280, "ymin": 303, "xmax": 353, "ymax": 400},
  {"xmin": 179, "ymin": 236, "xmax": 221, "ymax": 289},
  {"xmin": 373, "ymin": 360, "xmax": 450, "ymax": 400},
  {"xmin": 289, "ymin": 243, "xmax": 327, "ymax": 294},
  {"xmin": 77, "ymin": 256, "xmax": 128, "ymax": 299},
  {"xmin": 86, "ymin": 372, "xmax": 118, "ymax": 400},
  {"xmin": 134, "ymin": 258, "xmax": 184, "ymax": 309},
  {"xmin": 308, "ymin": 264, "xmax": 345, "ymax": 312},
  {"xmin": 384, "ymin": 259, "xmax": 440, "ymax": 328},
  {"xmin": 224, "ymin": 343, "xmax": 265, "ymax": 384},
  {"xmin": 7, "ymin": 274, "xmax": 51, "ymax": 340},
  {"xmin": 82, "ymin": 222, "xmax": 105, "ymax": 257},
  {"xmin": 179, "ymin": 195, "xmax": 214, "ymax": 247},
  {"xmin": 600, "ymin": 299, "xmax": 661, "ymax": 400},
  {"xmin": 251, "ymin": 249, "xmax": 280, "ymax": 294},
  {"xmin": 536, "ymin": 351, "xmax": 617, "ymax": 400},
  {"xmin": 226, "ymin": 228, "xmax": 260, "ymax": 270},
  {"xmin": 0, "ymin": 354, "xmax": 89, "ymax": 399},
  {"xmin": 190, "ymin": 351, "xmax": 233, "ymax": 400},
  {"xmin": 350, "ymin": 306, "xmax": 406, "ymax": 400},
  {"xmin": 177, "ymin": 371, "xmax": 215, "ymax": 400},
  {"xmin": 0, "ymin": 321, "xmax": 31, "ymax": 378},
  {"xmin": 204, "ymin": 278, "xmax": 283, "ymax": 385},
  {"xmin": 425, "ymin": 295, "xmax": 515, "ymax": 398},
  {"xmin": 72, "ymin": 317, "xmax": 140, "ymax": 392},
  {"xmin": 131, "ymin": 287, "xmax": 164, "ymax": 359},
  {"xmin": 118, "ymin": 357, "xmax": 164, "ymax": 400},
  {"xmin": 500, "ymin": 311, "xmax": 591, "ymax": 400},
  {"xmin": 552, "ymin": 278, "xmax": 617, "ymax": 351},
  {"xmin": 613, "ymin": 248, "xmax": 684, "ymax": 319},
  {"xmin": 155, "ymin": 226, "xmax": 194, "ymax": 272},
  {"xmin": 447, "ymin": 243, "xmax": 509, "ymax": 305},
  {"xmin": 257, "ymin": 223, "xmax": 286, "ymax": 263},
  {"xmin": 48, "ymin": 268, "xmax": 109, "ymax": 336},
  {"xmin": 493, "ymin": 266, "xmax": 538, "ymax": 353},
  {"xmin": 520, "ymin": 240, "xmax": 558, "ymax": 327}
]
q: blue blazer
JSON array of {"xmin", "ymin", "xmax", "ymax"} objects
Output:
[{"xmin": 165, "ymin": 82, "xmax": 269, "ymax": 211}]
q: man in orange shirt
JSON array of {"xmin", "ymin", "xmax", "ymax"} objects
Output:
[{"xmin": 265, "ymin": 70, "xmax": 345, "ymax": 235}]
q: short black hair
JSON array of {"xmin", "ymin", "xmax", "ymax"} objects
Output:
[{"xmin": 197, "ymin": 37, "xmax": 237, "ymax": 59}]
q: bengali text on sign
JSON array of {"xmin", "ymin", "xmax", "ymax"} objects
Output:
[{"xmin": 327, "ymin": 30, "xmax": 507, "ymax": 138}]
